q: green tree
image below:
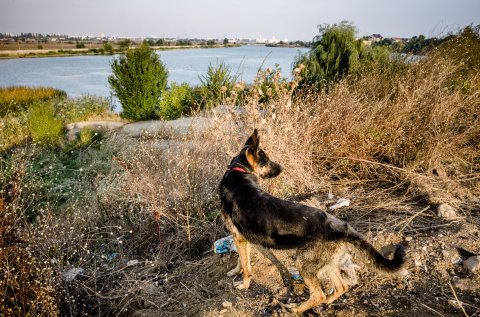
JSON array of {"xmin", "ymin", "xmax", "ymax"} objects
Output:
[
  {"xmin": 223, "ymin": 38, "xmax": 229, "ymax": 45},
  {"xmin": 295, "ymin": 21, "xmax": 361, "ymax": 88},
  {"xmin": 108, "ymin": 44, "xmax": 168, "ymax": 120}
]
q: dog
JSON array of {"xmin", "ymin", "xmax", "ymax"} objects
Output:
[{"xmin": 219, "ymin": 129, "xmax": 406, "ymax": 314}]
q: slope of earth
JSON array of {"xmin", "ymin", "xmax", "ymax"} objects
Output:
[{"xmin": 130, "ymin": 205, "xmax": 480, "ymax": 317}]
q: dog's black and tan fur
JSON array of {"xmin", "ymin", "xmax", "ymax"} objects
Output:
[{"xmin": 219, "ymin": 129, "xmax": 406, "ymax": 314}]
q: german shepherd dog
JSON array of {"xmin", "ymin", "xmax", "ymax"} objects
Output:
[{"xmin": 219, "ymin": 129, "xmax": 406, "ymax": 314}]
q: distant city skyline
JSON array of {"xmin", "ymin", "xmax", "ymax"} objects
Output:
[{"xmin": 1, "ymin": 0, "xmax": 479, "ymax": 41}]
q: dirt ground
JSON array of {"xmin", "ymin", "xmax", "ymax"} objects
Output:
[{"xmin": 126, "ymin": 197, "xmax": 480, "ymax": 317}]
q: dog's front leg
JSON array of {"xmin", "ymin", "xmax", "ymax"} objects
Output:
[{"xmin": 232, "ymin": 236, "xmax": 252, "ymax": 289}]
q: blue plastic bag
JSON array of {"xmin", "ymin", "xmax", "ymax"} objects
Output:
[{"xmin": 214, "ymin": 235, "xmax": 238, "ymax": 254}]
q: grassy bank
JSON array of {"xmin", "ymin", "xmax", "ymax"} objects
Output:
[{"xmin": 0, "ymin": 28, "xmax": 479, "ymax": 316}]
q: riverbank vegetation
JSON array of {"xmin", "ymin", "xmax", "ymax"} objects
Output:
[{"xmin": 1, "ymin": 25, "xmax": 479, "ymax": 316}]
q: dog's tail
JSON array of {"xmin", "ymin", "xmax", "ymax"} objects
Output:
[{"xmin": 346, "ymin": 227, "xmax": 406, "ymax": 273}]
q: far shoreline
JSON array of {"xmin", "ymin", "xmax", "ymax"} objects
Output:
[{"xmin": 0, "ymin": 44, "xmax": 242, "ymax": 60}]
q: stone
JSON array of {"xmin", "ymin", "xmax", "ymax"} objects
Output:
[
  {"xmin": 437, "ymin": 203, "xmax": 457, "ymax": 219},
  {"xmin": 222, "ymin": 301, "xmax": 233, "ymax": 308},
  {"xmin": 463, "ymin": 255, "xmax": 480, "ymax": 273}
]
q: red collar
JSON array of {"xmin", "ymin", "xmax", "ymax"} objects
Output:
[{"xmin": 230, "ymin": 166, "xmax": 248, "ymax": 173}]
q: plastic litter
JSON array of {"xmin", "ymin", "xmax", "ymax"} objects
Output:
[
  {"xmin": 328, "ymin": 198, "xmax": 350, "ymax": 211},
  {"xmin": 62, "ymin": 267, "xmax": 84, "ymax": 282},
  {"xmin": 214, "ymin": 235, "xmax": 238, "ymax": 254}
]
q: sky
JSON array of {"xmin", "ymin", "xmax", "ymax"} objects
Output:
[{"xmin": 1, "ymin": 0, "xmax": 479, "ymax": 40}]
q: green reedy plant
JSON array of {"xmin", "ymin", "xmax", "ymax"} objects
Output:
[
  {"xmin": 109, "ymin": 44, "xmax": 168, "ymax": 120},
  {"xmin": 198, "ymin": 61, "xmax": 238, "ymax": 109}
]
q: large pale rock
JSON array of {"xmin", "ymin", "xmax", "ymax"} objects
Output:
[
  {"xmin": 65, "ymin": 121, "xmax": 125, "ymax": 140},
  {"xmin": 463, "ymin": 255, "xmax": 480, "ymax": 273}
]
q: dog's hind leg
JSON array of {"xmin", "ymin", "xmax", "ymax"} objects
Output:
[
  {"xmin": 232, "ymin": 236, "xmax": 252, "ymax": 289},
  {"xmin": 227, "ymin": 257, "xmax": 242, "ymax": 277},
  {"xmin": 286, "ymin": 276, "xmax": 326, "ymax": 314},
  {"xmin": 325, "ymin": 269, "xmax": 349, "ymax": 304}
]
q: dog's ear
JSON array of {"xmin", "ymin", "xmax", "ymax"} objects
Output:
[{"xmin": 245, "ymin": 129, "xmax": 260, "ymax": 151}]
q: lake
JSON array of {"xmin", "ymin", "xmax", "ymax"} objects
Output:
[{"xmin": 0, "ymin": 46, "xmax": 308, "ymax": 99}]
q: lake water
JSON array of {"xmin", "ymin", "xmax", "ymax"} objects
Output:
[{"xmin": 0, "ymin": 46, "xmax": 308, "ymax": 99}]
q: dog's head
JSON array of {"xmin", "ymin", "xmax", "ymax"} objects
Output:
[{"xmin": 229, "ymin": 129, "xmax": 283, "ymax": 178}]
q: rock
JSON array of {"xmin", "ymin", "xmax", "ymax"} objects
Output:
[
  {"xmin": 62, "ymin": 267, "xmax": 84, "ymax": 282},
  {"xmin": 222, "ymin": 301, "xmax": 233, "ymax": 308},
  {"xmin": 219, "ymin": 309, "xmax": 228, "ymax": 315},
  {"xmin": 405, "ymin": 236, "xmax": 413, "ymax": 242},
  {"xmin": 453, "ymin": 277, "xmax": 480, "ymax": 291},
  {"xmin": 463, "ymin": 255, "xmax": 480, "ymax": 273},
  {"xmin": 437, "ymin": 203, "xmax": 457, "ymax": 219},
  {"xmin": 65, "ymin": 121, "xmax": 125, "ymax": 141},
  {"xmin": 119, "ymin": 117, "xmax": 212, "ymax": 138}
]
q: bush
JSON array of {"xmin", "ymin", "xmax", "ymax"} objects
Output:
[
  {"xmin": 103, "ymin": 43, "xmax": 114, "ymax": 55},
  {"xmin": 108, "ymin": 44, "xmax": 168, "ymax": 120},
  {"xmin": 0, "ymin": 86, "xmax": 66, "ymax": 117},
  {"xmin": 157, "ymin": 83, "xmax": 193, "ymax": 120},
  {"xmin": 198, "ymin": 61, "xmax": 238, "ymax": 109},
  {"xmin": 27, "ymin": 102, "xmax": 64, "ymax": 145},
  {"xmin": 254, "ymin": 65, "xmax": 289, "ymax": 104}
]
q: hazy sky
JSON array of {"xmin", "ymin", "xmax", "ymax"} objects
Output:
[{"xmin": 1, "ymin": 0, "xmax": 479, "ymax": 40}]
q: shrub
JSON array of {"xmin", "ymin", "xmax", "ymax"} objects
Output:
[
  {"xmin": 198, "ymin": 61, "xmax": 238, "ymax": 109},
  {"xmin": 254, "ymin": 65, "xmax": 289, "ymax": 104},
  {"xmin": 26, "ymin": 102, "xmax": 64, "ymax": 145},
  {"xmin": 0, "ymin": 86, "xmax": 66, "ymax": 117},
  {"xmin": 157, "ymin": 83, "xmax": 192, "ymax": 120},
  {"xmin": 54, "ymin": 95, "xmax": 113, "ymax": 123},
  {"xmin": 103, "ymin": 42, "xmax": 114, "ymax": 55},
  {"xmin": 108, "ymin": 44, "xmax": 168, "ymax": 120}
]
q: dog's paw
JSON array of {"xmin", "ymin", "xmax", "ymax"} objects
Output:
[
  {"xmin": 233, "ymin": 279, "xmax": 251, "ymax": 290},
  {"xmin": 227, "ymin": 268, "xmax": 242, "ymax": 277}
]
